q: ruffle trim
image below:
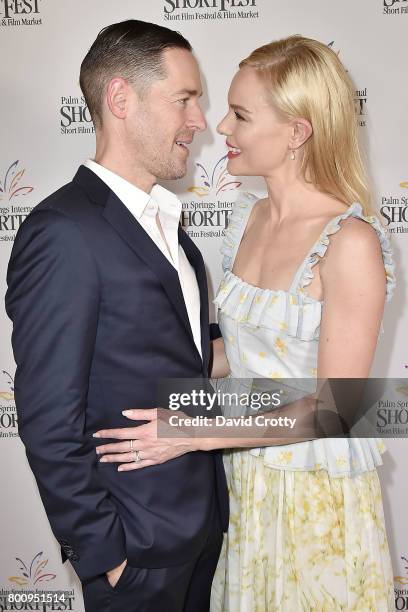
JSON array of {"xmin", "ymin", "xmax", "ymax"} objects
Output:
[
  {"xmin": 297, "ymin": 202, "xmax": 396, "ymax": 302},
  {"xmin": 221, "ymin": 198, "xmax": 396, "ymax": 302},
  {"xmin": 220, "ymin": 193, "xmax": 257, "ymax": 274},
  {"xmin": 249, "ymin": 437, "xmax": 386, "ymax": 478},
  {"xmin": 214, "ymin": 270, "xmax": 322, "ymax": 341}
]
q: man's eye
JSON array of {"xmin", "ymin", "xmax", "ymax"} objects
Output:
[{"xmin": 178, "ymin": 98, "xmax": 189, "ymax": 105}]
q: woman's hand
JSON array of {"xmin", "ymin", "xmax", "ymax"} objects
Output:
[
  {"xmin": 93, "ymin": 388, "xmax": 347, "ymax": 471},
  {"xmin": 94, "ymin": 408, "xmax": 201, "ymax": 471}
]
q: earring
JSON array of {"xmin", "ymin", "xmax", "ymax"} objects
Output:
[{"xmin": 290, "ymin": 149, "xmax": 296, "ymax": 160}]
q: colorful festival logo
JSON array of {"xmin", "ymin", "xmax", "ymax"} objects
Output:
[
  {"xmin": 188, "ymin": 155, "xmax": 241, "ymax": 197},
  {"xmin": 8, "ymin": 552, "xmax": 57, "ymax": 587},
  {"xmin": 0, "ymin": 161, "xmax": 33, "ymax": 202},
  {"xmin": 395, "ymin": 556, "xmax": 408, "ymax": 585},
  {"xmin": 0, "ymin": 370, "xmax": 14, "ymax": 402},
  {"xmin": 400, "ymin": 180, "xmax": 408, "ymax": 188}
]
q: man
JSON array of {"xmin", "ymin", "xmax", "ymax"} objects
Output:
[{"xmin": 6, "ymin": 20, "xmax": 228, "ymax": 612}]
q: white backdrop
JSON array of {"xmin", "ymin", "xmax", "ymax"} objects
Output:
[{"xmin": 1, "ymin": 1, "xmax": 407, "ymax": 610}]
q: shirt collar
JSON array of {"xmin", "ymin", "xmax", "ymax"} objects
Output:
[{"xmin": 84, "ymin": 159, "xmax": 182, "ymax": 221}]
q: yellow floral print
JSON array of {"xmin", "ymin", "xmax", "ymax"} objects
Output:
[
  {"xmin": 268, "ymin": 371, "xmax": 283, "ymax": 379},
  {"xmin": 211, "ymin": 454, "xmax": 395, "ymax": 612},
  {"xmin": 274, "ymin": 338, "xmax": 286, "ymax": 354},
  {"xmin": 276, "ymin": 451, "xmax": 293, "ymax": 465}
]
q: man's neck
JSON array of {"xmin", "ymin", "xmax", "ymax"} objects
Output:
[{"xmin": 93, "ymin": 145, "xmax": 156, "ymax": 194}]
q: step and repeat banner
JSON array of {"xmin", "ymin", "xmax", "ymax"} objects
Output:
[{"xmin": 1, "ymin": 1, "xmax": 408, "ymax": 610}]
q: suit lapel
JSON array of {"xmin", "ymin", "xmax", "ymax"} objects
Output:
[
  {"xmin": 178, "ymin": 227, "xmax": 210, "ymax": 370},
  {"xmin": 103, "ymin": 192, "xmax": 198, "ymax": 341},
  {"xmin": 73, "ymin": 166, "xmax": 207, "ymax": 368}
]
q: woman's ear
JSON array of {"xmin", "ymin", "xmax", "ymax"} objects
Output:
[{"xmin": 289, "ymin": 118, "xmax": 313, "ymax": 151}]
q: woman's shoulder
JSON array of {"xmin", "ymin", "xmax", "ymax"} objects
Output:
[
  {"xmin": 326, "ymin": 214, "xmax": 382, "ymax": 252},
  {"xmin": 319, "ymin": 202, "xmax": 396, "ymax": 301}
]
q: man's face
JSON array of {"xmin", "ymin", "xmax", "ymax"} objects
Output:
[{"xmin": 125, "ymin": 48, "xmax": 206, "ymax": 184}]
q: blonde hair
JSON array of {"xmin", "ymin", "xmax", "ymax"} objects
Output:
[{"xmin": 240, "ymin": 36, "xmax": 372, "ymax": 215}]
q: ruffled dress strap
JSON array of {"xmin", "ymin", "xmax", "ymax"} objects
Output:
[
  {"xmin": 288, "ymin": 202, "xmax": 396, "ymax": 301},
  {"xmin": 220, "ymin": 192, "xmax": 258, "ymax": 273}
]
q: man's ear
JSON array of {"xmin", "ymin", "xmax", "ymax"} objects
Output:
[
  {"xmin": 105, "ymin": 77, "xmax": 129, "ymax": 120},
  {"xmin": 289, "ymin": 118, "xmax": 313, "ymax": 151}
]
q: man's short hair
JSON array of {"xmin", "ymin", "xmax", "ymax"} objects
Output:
[{"xmin": 79, "ymin": 19, "xmax": 192, "ymax": 128}]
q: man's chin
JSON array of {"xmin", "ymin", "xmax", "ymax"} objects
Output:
[{"xmin": 158, "ymin": 164, "xmax": 187, "ymax": 181}]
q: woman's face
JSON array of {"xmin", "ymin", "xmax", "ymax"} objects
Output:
[{"xmin": 217, "ymin": 66, "xmax": 294, "ymax": 177}]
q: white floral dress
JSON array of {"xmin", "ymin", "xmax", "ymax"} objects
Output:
[{"xmin": 210, "ymin": 194, "xmax": 396, "ymax": 612}]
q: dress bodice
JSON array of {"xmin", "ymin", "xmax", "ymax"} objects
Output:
[{"xmin": 213, "ymin": 193, "xmax": 396, "ymax": 476}]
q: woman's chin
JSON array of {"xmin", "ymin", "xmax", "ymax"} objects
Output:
[
  {"xmin": 227, "ymin": 159, "xmax": 256, "ymax": 178},
  {"xmin": 226, "ymin": 157, "xmax": 243, "ymax": 176}
]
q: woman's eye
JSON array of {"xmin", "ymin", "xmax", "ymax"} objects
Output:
[
  {"xmin": 178, "ymin": 98, "xmax": 189, "ymax": 105},
  {"xmin": 234, "ymin": 111, "xmax": 244, "ymax": 121}
]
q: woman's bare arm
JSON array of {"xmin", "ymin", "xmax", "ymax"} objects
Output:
[
  {"xmin": 210, "ymin": 336, "xmax": 231, "ymax": 378},
  {"xmin": 317, "ymin": 217, "xmax": 386, "ymax": 379}
]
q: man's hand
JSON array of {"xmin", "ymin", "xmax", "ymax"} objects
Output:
[
  {"xmin": 94, "ymin": 408, "xmax": 200, "ymax": 471},
  {"xmin": 106, "ymin": 558, "xmax": 127, "ymax": 588}
]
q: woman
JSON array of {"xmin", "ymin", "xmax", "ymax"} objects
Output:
[
  {"xmin": 208, "ymin": 36, "xmax": 396, "ymax": 611},
  {"xmin": 96, "ymin": 36, "xmax": 396, "ymax": 610}
]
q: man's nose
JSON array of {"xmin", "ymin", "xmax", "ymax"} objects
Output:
[{"xmin": 188, "ymin": 102, "xmax": 207, "ymax": 132}]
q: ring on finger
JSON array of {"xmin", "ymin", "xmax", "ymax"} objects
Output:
[
  {"xmin": 133, "ymin": 450, "xmax": 141, "ymax": 463},
  {"xmin": 129, "ymin": 439, "xmax": 133, "ymax": 451}
]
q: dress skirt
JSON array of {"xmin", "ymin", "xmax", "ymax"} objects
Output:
[{"xmin": 210, "ymin": 450, "xmax": 395, "ymax": 612}]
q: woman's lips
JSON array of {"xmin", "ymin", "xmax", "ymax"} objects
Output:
[{"xmin": 226, "ymin": 143, "xmax": 241, "ymax": 159}]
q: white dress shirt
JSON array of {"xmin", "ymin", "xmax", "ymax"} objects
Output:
[{"xmin": 84, "ymin": 159, "xmax": 202, "ymax": 358}]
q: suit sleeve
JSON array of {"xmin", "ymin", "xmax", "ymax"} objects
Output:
[
  {"xmin": 5, "ymin": 209, "xmax": 126, "ymax": 581},
  {"xmin": 209, "ymin": 323, "xmax": 222, "ymax": 341}
]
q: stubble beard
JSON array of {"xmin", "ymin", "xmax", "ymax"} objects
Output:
[
  {"xmin": 135, "ymin": 110, "xmax": 188, "ymax": 182},
  {"xmin": 144, "ymin": 142, "xmax": 187, "ymax": 181}
]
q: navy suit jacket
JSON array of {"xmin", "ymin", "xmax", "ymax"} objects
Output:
[{"xmin": 6, "ymin": 166, "xmax": 229, "ymax": 581}]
